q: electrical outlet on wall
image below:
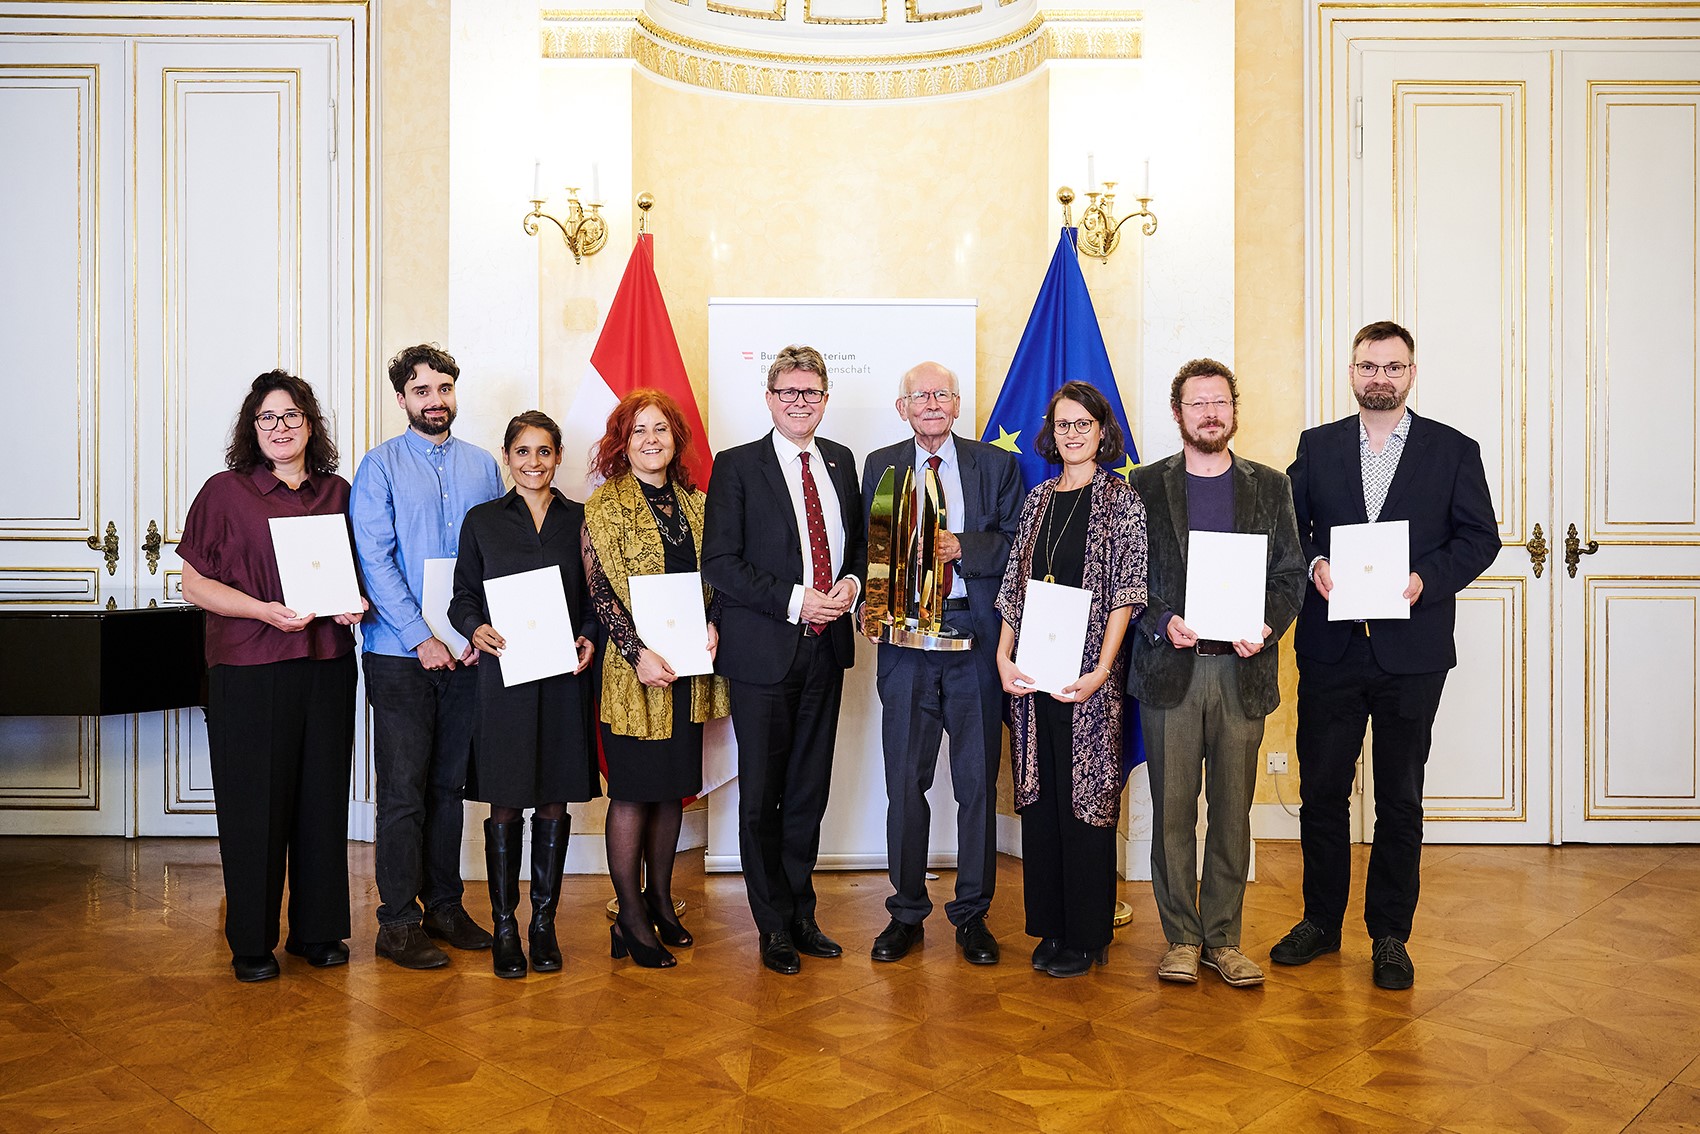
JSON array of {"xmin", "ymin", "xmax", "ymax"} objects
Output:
[{"xmin": 1265, "ymin": 751, "xmax": 1289, "ymax": 775}]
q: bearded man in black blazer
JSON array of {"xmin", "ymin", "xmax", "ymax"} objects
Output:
[
  {"xmin": 860, "ymin": 361, "xmax": 1022, "ymax": 967},
  {"xmin": 1272, "ymin": 321, "xmax": 1499, "ymax": 990},
  {"xmin": 703, "ymin": 344, "xmax": 867, "ymax": 976}
]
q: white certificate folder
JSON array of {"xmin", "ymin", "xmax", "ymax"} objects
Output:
[
  {"xmin": 1327, "ymin": 520, "xmax": 1411, "ymax": 621},
  {"xmin": 484, "ymin": 566, "xmax": 577, "ymax": 687},
  {"xmin": 1014, "ymin": 579, "xmax": 1093, "ymax": 694},
  {"xmin": 421, "ymin": 558, "xmax": 470, "ymax": 657},
  {"xmin": 627, "ymin": 572, "xmax": 713, "ymax": 677},
  {"xmin": 1183, "ymin": 531, "xmax": 1267, "ymax": 643},
  {"xmin": 268, "ymin": 513, "xmax": 362, "ymax": 618}
]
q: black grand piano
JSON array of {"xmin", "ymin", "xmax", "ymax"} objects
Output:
[{"xmin": 0, "ymin": 594, "xmax": 206, "ymax": 716}]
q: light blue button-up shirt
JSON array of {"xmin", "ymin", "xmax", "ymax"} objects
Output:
[{"xmin": 350, "ymin": 429, "xmax": 502, "ymax": 657}]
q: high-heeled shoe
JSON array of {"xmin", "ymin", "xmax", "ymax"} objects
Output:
[
  {"xmin": 644, "ymin": 890, "xmax": 694, "ymax": 948},
  {"xmin": 610, "ymin": 921, "xmax": 676, "ymax": 969}
]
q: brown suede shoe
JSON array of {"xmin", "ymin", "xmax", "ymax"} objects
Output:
[
  {"xmin": 1202, "ymin": 945, "xmax": 1265, "ymax": 987},
  {"xmin": 1157, "ymin": 942, "xmax": 1200, "ymax": 983}
]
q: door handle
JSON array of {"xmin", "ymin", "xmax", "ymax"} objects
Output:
[
  {"xmin": 86, "ymin": 521, "xmax": 119, "ymax": 576},
  {"xmin": 1527, "ymin": 523, "xmax": 1548, "ymax": 578},
  {"xmin": 1564, "ymin": 523, "xmax": 1599, "ymax": 578},
  {"xmin": 143, "ymin": 520, "xmax": 163, "ymax": 575}
]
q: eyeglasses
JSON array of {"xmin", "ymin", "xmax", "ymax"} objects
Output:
[
  {"xmin": 769, "ymin": 387, "xmax": 826, "ymax": 405},
  {"xmin": 903, "ymin": 390, "xmax": 959, "ymax": 406},
  {"xmin": 255, "ymin": 410, "xmax": 306, "ymax": 431},
  {"xmin": 1353, "ymin": 361, "xmax": 1410, "ymax": 378},
  {"xmin": 1180, "ymin": 398, "xmax": 1233, "ymax": 412},
  {"xmin": 1053, "ymin": 419, "xmax": 1099, "ymax": 436}
]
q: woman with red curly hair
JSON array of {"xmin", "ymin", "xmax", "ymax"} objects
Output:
[{"xmin": 584, "ymin": 390, "xmax": 730, "ymax": 969}]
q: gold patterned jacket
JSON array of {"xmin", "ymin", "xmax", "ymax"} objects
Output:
[{"xmin": 585, "ymin": 472, "xmax": 730, "ymax": 738}]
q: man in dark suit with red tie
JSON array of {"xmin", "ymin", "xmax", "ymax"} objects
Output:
[
  {"xmin": 1272, "ymin": 320, "xmax": 1500, "ymax": 990},
  {"xmin": 703, "ymin": 344, "xmax": 867, "ymax": 975}
]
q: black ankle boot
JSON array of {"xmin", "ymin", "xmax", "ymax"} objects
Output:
[
  {"xmin": 485, "ymin": 818, "xmax": 527, "ymax": 979},
  {"xmin": 528, "ymin": 815, "xmax": 570, "ymax": 972}
]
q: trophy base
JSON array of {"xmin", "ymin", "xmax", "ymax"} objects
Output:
[{"xmin": 870, "ymin": 617, "xmax": 974, "ymax": 651}]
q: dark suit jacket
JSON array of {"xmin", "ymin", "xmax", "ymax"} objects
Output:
[
  {"xmin": 1287, "ymin": 411, "xmax": 1500, "ymax": 674},
  {"xmin": 1126, "ymin": 453, "xmax": 1307, "ymax": 718},
  {"xmin": 859, "ymin": 433, "xmax": 1023, "ymax": 674},
  {"xmin": 702, "ymin": 431, "xmax": 867, "ymax": 685}
]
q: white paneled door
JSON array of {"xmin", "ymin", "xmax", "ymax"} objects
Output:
[
  {"xmin": 2, "ymin": 7, "xmax": 368, "ymax": 837},
  {"xmin": 1320, "ymin": 5, "xmax": 1700, "ymax": 845}
]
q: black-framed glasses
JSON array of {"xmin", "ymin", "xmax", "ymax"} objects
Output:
[
  {"xmin": 255, "ymin": 410, "xmax": 306, "ymax": 431},
  {"xmin": 1053, "ymin": 418, "xmax": 1098, "ymax": 436},
  {"xmin": 1353, "ymin": 361, "xmax": 1410, "ymax": 378},
  {"xmin": 903, "ymin": 390, "xmax": 959, "ymax": 406},
  {"xmin": 769, "ymin": 387, "xmax": 826, "ymax": 405}
]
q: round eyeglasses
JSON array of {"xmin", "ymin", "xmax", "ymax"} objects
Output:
[{"xmin": 255, "ymin": 410, "xmax": 306, "ymax": 431}]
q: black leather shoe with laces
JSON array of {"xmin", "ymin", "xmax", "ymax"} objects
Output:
[
  {"xmin": 1269, "ymin": 919, "xmax": 1342, "ymax": 966},
  {"xmin": 1372, "ymin": 936, "xmax": 1415, "ymax": 990}
]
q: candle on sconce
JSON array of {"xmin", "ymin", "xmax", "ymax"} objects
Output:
[
  {"xmin": 533, "ymin": 160, "xmax": 542, "ymax": 201},
  {"xmin": 1086, "ymin": 152, "xmax": 1096, "ymax": 193},
  {"xmin": 1141, "ymin": 159, "xmax": 1151, "ymax": 198},
  {"xmin": 591, "ymin": 162, "xmax": 601, "ymax": 204}
]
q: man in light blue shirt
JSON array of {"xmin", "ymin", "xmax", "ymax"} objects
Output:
[{"xmin": 351, "ymin": 344, "xmax": 503, "ymax": 969}]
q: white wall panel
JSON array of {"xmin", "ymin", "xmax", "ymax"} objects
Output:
[
  {"xmin": 1589, "ymin": 582, "xmax": 1699, "ymax": 816},
  {"xmin": 1595, "ymin": 89, "xmax": 1699, "ymax": 534},
  {"xmin": 0, "ymin": 70, "xmax": 96, "ymax": 536}
]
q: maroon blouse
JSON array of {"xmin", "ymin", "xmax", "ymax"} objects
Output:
[{"xmin": 178, "ymin": 465, "xmax": 357, "ymax": 667}]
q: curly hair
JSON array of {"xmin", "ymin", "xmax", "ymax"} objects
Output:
[
  {"xmin": 1169, "ymin": 358, "xmax": 1240, "ymax": 413},
  {"xmin": 1034, "ymin": 379, "xmax": 1126, "ymax": 468},
  {"xmin": 386, "ymin": 343, "xmax": 460, "ymax": 393},
  {"xmin": 590, "ymin": 388, "xmax": 697, "ymax": 492},
  {"xmin": 224, "ymin": 370, "xmax": 339, "ymax": 474}
]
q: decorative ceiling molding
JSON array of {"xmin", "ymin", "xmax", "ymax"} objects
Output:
[{"xmin": 540, "ymin": 4, "xmax": 1141, "ymax": 97}]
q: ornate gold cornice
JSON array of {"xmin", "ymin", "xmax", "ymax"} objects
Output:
[{"xmin": 540, "ymin": 8, "xmax": 1140, "ymax": 96}]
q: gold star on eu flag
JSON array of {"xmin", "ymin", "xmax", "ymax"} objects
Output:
[
  {"xmin": 1114, "ymin": 456, "xmax": 1138, "ymax": 482},
  {"xmin": 990, "ymin": 426, "xmax": 1021, "ymax": 454}
]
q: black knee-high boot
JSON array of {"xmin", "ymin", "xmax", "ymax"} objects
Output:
[
  {"xmin": 528, "ymin": 815, "xmax": 570, "ymax": 972},
  {"xmin": 485, "ymin": 818, "xmax": 527, "ymax": 979}
]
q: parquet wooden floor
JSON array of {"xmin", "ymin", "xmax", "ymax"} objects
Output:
[{"xmin": 2, "ymin": 838, "xmax": 1698, "ymax": 1132}]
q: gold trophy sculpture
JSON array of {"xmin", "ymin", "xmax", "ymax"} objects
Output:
[{"xmin": 861, "ymin": 464, "xmax": 973, "ymax": 650}]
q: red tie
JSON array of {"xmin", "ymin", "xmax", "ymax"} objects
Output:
[
  {"xmin": 799, "ymin": 452, "xmax": 833, "ymax": 634},
  {"xmin": 926, "ymin": 454, "xmax": 954, "ymax": 596}
]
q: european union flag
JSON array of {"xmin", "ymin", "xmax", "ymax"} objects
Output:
[
  {"xmin": 983, "ymin": 227, "xmax": 1146, "ymax": 773},
  {"xmin": 981, "ymin": 228, "xmax": 1140, "ymax": 493}
]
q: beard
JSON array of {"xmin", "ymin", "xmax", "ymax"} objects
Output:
[
  {"xmin": 1354, "ymin": 383, "xmax": 1406, "ymax": 412},
  {"xmin": 1182, "ymin": 416, "xmax": 1236, "ymax": 455},
  {"xmin": 409, "ymin": 405, "xmax": 456, "ymax": 436}
]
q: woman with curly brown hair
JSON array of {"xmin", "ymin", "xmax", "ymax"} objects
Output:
[
  {"xmin": 584, "ymin": 389, "xmax": 730, "ymax": 969},
  {"xmin": 179, "ymin": 370, "xmax": 368, "ymax": 982}
]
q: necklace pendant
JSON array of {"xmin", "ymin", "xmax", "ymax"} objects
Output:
[{"xmin": 1044, "ymin": 573, "xmax": 1054, "ymax": 584}]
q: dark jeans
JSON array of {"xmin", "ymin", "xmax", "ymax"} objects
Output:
[
  {"xmin": 1295, "ymin": 629, "xmax": 1448, "ymax": 942},
  {"xmin": 363, "ymin": 652, "xmax": 478, "ymax": 927}
]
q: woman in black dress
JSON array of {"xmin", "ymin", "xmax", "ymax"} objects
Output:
[
  {"xmin": 584, "ymin": 390, "xmax": 730, "ymax": 969},
  {"xmin": 451, "ymin": 411, "xmax": 598, "ymax": 978}
]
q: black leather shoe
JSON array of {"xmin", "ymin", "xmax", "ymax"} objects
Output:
[
  {"xmin": 375, "ymin": 923, "xmax": 449, "ymax": 970},
  {"xmin": 284, "ymin": 938, "xmax": 349, "ymax": 968},
  {"xmin": 1045, "ymin": 945, "xmax": 1108, "ymax": 978},
  {"xmin": 870, "ymin": 917, "xmax": 924, "ymax": 962},
  {"xmin": 760, "ymin": 931, "xmax": 801, "ymax": 975},
  {"xmin": 1371, "ymin": 936, "xmax": 1415, "ymax": 990},
  {"xmin": 232, "ymin": 952, "xmax": 280, "ymax": 982},
  {"xmin": 1030, "ymin": 937, "xmax": 1063, "ymax": 971},
  {"xmin": 955, "ymin": 917, "xmax": 1000, "ymax": 965},
  {"xmin": 790, "ymin": 917, "xmax": 842, "ymax": 958},
  {"xmin": 423, "ymin": 904, "xmax": 494, "ymax": 951},
  {"xmin": 1269, "ymin": 919, "xmax": 1342, "ymax": 966}
]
